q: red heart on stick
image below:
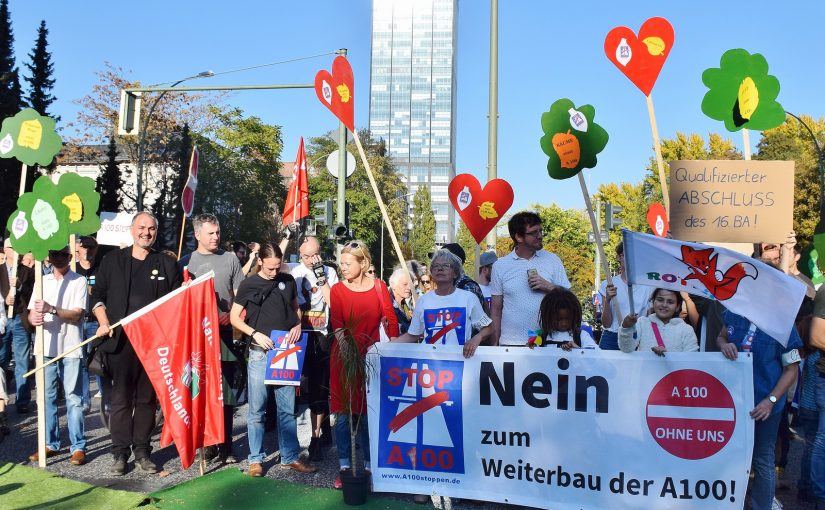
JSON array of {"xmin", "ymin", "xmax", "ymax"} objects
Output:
[
  {"xmin": 314, "ymin": 56, "xmax": 354, "ymax": 132},
  {"xmin": 448, "ymin": 174, "xmax": 514, "ymax": 244},
  {"xmin": 604, "ymin": 17, "xmax": 674, "ymax": 96},
  {"xmin": 646, "ymin": 202, "xmax": 669, "ymax": 237}
]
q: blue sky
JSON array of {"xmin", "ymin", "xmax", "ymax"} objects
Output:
[{"xmin": 13, "ymin": 1, "xmax": 825, "ymax": 213}]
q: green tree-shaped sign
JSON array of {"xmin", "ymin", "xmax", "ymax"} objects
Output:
[
  {"xmin": 540, "ymin": 99, "xmax": 609, "ymax": 180},
  {"xmin": 6, "ymin": 176, "xmax": 70, "ymax": 260},
  {"xmin": 701, "ymin": 49, "xmax": 785, "ymax": 132},
  {"xmin": 0, "ymin": 108, "xmax": 62, "ymax": 166},
  {"xmin": 56, "ymin": 172, "xmax": 101, "ymax": 235}
]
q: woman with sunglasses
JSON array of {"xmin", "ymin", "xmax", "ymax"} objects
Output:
[
  {"xmin": 418, "ymin": 268, "xmax": 433, "ymax": 295},
  {"xmin": 329, "ymin": 241, "xmax": 399, "ymax": 488}
]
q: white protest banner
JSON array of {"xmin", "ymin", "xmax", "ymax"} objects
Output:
[
  {"xmin": 368, "ymin": 344, "xmax": 754, "ymax": 510},
  {"xmin": 96, "ymin": 211, "xmax": 133, "ymax": 246},
  {"xmin": 668, "ymin": 160, "xmax": 794, "ymax": 243}
]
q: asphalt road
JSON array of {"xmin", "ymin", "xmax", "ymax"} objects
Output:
[{"xmin": 0, "ymin": 381, "xmax": 817, "ymax": 510}]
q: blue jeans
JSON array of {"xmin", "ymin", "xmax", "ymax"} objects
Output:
[
  {"xmin": 246, "ymin": 349, "xmax": 301, "ymax": 464},
  {"xmin": 6, "ymin": 316, "xmax": 31, "ymax": 408},
  {"xmin": 751, "ymin": 411, "xmax": 782, "ymax": 510},
  {"xmin": 798, "ymin": 407, "xmax": 819, "ymax": 492},
  {"xmin": 599, "ymin": 330, "xmax": 619, "ymax": 350},
  {"xmin": 334, "ymin": 412, "xmax": 370, "ymax": 470},
  {"xmin": 812, "ymin": 374, "xmax": 825, "ymax": 504},
  {"xmin": 45, "ymin": 356, "xmax": 86, "ymax": 453}
]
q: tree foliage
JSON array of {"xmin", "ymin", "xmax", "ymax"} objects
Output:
[
  {"xmin": 755, "ymin": 115, "xmax": 824, "ymax": 244},
  {"xmin": 410, "ymin": 185, "xmax": 436, "ymax": 261},
  {"xmin": 306, "ymin": 130, "xmax": 406, "ymax": 268},
  {"xmin": 0, "ymin": 0, "xmax": 23, "ymax": 225},
  {"xmin": 96, "ymin": 135, "xmax": 123, "ymax": 213},
  {"xmin": 23, "ymin": 20, "xmax": 56, "ymax": 120}
]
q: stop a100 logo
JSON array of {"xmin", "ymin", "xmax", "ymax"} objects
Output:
[{"xmin": 378, "ymin": 357, "xmax": 465, "ymax": 474}]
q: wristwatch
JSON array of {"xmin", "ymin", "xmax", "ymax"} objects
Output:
[{"xmin": 768, "ymin": 395, "xmax": 777, "ymax": 404}]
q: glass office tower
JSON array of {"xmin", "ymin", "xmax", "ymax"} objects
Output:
[{"xmin": 369, "ymin": 0, "xmax": 458, "ymax": 244}]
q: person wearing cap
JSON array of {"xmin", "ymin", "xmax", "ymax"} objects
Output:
[
  {"xmin": 439, "ymin": 243, "xmax": 485, "ymax": 310},
  {"xmin": 75, "ymin": 236, "xmax": 99, "ymax": 412},
  {"xmin": 478, "ymin": 250, "xmax": 498, "ymax": 314},
  {"xmin": 490, "ymin": 211, "xmax": 571, "ymax": 346},
  {"xmin": 27, "ymin": 245, "xmax": 88, "ymax": 465},
  {"xmin": 0, "ymin": 238, "xmax": 35, "ymax": 414}
]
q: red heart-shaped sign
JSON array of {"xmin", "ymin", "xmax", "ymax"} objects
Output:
[
  {"xmin": 647, "ymin": 202, "xmax": 669, "ymax": 237},
  {"xmin": 314, "ymin": 56, "xmax": 354, "ymax": 132},
  {"xmin": 604, "ymin": 17, "xmax": 674, "ymax": 96},
  {"xmin": 448, "ymin": 174, "xmax": 514, "ymax": 244}
]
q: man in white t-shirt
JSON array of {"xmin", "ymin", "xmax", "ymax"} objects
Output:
[
  {"xmin": 27, "ymin": 246, "xmax": 88, "ymax": 465},
  {"xmin": 598, "ymin": 242, "xmax": 652, "ymax": 350},
  {"xmin": 283, "ymin": 236, "xmax": 338, "ymax": 460},
  {"xmin": 490, "ymin": 211, "xmax": 571, "ymax": 346}
]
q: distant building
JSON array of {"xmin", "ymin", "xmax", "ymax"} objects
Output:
[{"xmin": 368, "ymin": 0, "xmax": 458, "ymax": 244}]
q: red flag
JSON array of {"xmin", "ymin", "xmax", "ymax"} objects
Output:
[
  {"xmin": 181, "ymin": 146, "xmax": 199, "ymax": 217},
  {"xmin": 120, "ymin": 273, "xmax": 224, "ymax": 469},
  {"xmin": 282, "ymin": 137, "xmax": 310, "ymax": 225}
]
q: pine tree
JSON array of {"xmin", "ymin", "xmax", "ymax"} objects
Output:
[
  {"xmin": 0, "ymin": 0, "xmax": 23, "ymax": 224},
  {"xmin": 97, "ymin": 136, "xmax": 123, "ymax": 213},
  {"xmin": 23, "ymin": 20, "xmax": 57, "ymax": 120}
]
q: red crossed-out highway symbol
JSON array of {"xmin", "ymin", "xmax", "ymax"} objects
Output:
[{"xmin": 646, "ymin": 369, "xmax": 736, "ymax": 460}]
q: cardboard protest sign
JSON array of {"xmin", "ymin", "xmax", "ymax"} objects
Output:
[
  {"xmin": 448, "ymin": 174, "xmax": 514, "ymax": 244},
  {"xmin": 669, "ymin": 160, "xmax": 794, "ymax": 243},
  {"xmin": 96, "ymin": 211, "xmax": 134, "ymax": 246}
]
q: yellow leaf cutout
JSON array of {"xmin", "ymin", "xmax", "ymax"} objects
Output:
[
  {"xmin": 336, "ymin": 84, "xmax": 351, "ymax": 103},
  {"xmin": 738, "ymin": 77, "xmax": 759, "ymax": 121},
  {"xmin": 642, "ymin": 36, "xmax": 666, "ymax": 56},
  {"xmin": 18, "ymin": 119, "xmax": 43, "ymax": 150},
  {"xmin": 478, "ymin": 201, "xmax": 498, "ymax": 220},
  {"xmin": 61, "ymin": 193, "xmax": 84, "ymax": 222}
]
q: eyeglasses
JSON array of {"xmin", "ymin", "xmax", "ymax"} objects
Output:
[
  {"xmin": 430, "ymin": 264, "xmax": 452, "ymax": 271},
  {"xmin": 367, "ymin": 269, "xmax": 375, "ymax": 274},
  {"xmin": 420, "ymin": 278, "xmax": 431, "ymax": 284},
  {"xmin": 524, "ymin": 229, "xmax": 543, "ymax": 238}
]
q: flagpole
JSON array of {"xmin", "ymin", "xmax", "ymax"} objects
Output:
[
  {"xmin": 176, "ymin": 216, "xmax": 187, "ymax": 260},
  {"xmin": 23, "ymin": 322, "xmax": 123, "ymax": 378},
  {"xmin": 621, "ymin": 229, "xmax": 635, "ymax": 316}
]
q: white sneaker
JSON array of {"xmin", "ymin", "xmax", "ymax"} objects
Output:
[{"xmin": 772, "ymin": 497, "xmax": 784, "ymax": 510}]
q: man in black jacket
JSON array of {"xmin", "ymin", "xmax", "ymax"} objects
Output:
[{"xmin": 91, "ymin": 212, "xmax": 181, "ymax": 475}]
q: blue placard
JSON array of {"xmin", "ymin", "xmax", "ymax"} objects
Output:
[{"xmin": 264, "ymin": 331, "xmax": 308, "ymax": 386}]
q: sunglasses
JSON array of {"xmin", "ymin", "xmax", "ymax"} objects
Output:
[{"xmin": 420, "ymin": 278, "xmax": 431, "ymax": 284}]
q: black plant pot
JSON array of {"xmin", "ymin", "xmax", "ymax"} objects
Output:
[{"xmin": 341, "ymin": 469, "xmax": 370, "ymax": 506}]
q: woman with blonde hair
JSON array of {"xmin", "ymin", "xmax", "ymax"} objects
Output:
[{"xmin": 329, "ymin": 240, "xmax": 399, "ymax": 489}]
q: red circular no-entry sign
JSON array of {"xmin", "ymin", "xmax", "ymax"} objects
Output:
[{"xmin": 646, "ymin": 369, "xmax": 735, "ymax": 460}]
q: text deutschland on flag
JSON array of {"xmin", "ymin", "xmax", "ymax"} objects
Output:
[
  {"xmin": 120, "ymin": 272, "xmax": 224, "ymax": 469},
  {"xmin": 622, "ymin": 229, "xmax": 806, "ymax": 345},
  {"xmin": 282, "ymin": 137, "xmax": 310, "ymax": 225}
]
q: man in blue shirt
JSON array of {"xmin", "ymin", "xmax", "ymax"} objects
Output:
[{"xmin": 717, "ymin": 310, "xmax": 802, "ymax": 510}]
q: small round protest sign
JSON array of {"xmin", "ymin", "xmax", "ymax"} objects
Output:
[{"xmin": 646, "ymin": 369, "xmax": 735, "ymax": 460}]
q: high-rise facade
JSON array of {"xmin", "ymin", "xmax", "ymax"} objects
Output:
[{"xmin": 369, "ymin": 0, "xmax": 458, "ymax": 244}]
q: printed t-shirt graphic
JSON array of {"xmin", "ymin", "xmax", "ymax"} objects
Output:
[{"xmin": 408, "ymin": 289, "xmax": 488, "ymax": 345}]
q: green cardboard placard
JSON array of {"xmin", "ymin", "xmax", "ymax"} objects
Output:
[
  {"xmin": 6, "ymin": 175, "xmax": 70, "ymax": 260},
  {"xmin": 540, "ymin": 98, "xmax": 609, "ymax": 180},
  {"xmin": 701, "ymin": 49, "xmax": 785, "ymax": 132},
  {"xmin": 56, "ymin": 172, "xmax": 101, "ymax": 235},
  {"xmin": 0, "ymin": 108, "xmax": 62, "ymax": 166}
]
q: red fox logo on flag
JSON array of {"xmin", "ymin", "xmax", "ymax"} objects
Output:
[{"xmin": 679, "ymin": 245, "xmax": 757, "ymax": 301}]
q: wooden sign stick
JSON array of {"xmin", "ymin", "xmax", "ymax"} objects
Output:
[
  {"xmin": 742, "ymin": 128, "xmax": 752, "ymax": 161},
  {"xmin": 646, "ymin": 95, "xmax": 670, "ymax": 218},
  {"xmin": 7, "ymin": 164, "xmax": 28, "ymax": 317},
  {"xmin": 176, "ymin": 216, "xmax": 187, "ymax": 260},
  {"xmin": 33, "ymin": 260, "xmax": 46, "ymax": 468}
]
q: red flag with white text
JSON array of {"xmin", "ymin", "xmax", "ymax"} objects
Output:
[
  {"xmin": 282, "ymin": 137, "xmax": 310, "ymax": 225},
  {"xmin": 120, "ymin": 272, "xmax": 223, "ymax": 469},
  {"xmin": 181, "ymin": 146, "xmax": 199, "ymax": 217}
]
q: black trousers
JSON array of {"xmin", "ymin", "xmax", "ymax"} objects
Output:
[
  {"xmin": 108, "ymin": 337, "xmax": 157, "ymax": 457},
  {"xmin": 303, "ymin": 331, "xmax": 330, "ymax": 415}
]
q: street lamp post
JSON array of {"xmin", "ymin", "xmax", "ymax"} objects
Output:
[
  {"xmin": 135, "ymin": 70, "xmax": 214, "ymax": 211},
  {"xmin": 785, "ymin": 111, "xmax": 825, "ymax": 211},
  {"xmin": 381, "ymin": 192, "xmax": 414, "ymax": 280}
]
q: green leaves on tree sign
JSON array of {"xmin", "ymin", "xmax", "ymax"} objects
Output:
[
  {"xmin": 540, "ymin": 99, "xmax": 609, "ymax": 180},
  {"xmin": 701, "ymin": 49, "xmax": 785, "ymax": 132},
  {"xmin": 6, "ymin": 173, "xmax": 101, "ymax": 260},
  {"xmin": 0, "ymin": 108, "xmax": 62, "ymax": 166},
  {"xmin": 6, "ymin": 176, "xmax": 70, "ymax": 260}
]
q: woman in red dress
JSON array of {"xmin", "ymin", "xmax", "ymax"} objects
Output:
[{"xmin": 329, "ymin": 241, "xmax": 398, "ymax": 488}]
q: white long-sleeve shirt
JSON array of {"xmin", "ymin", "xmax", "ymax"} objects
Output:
[{"xmin": 619, "ymin": 315, "xmax": 698, "ymax": 353}]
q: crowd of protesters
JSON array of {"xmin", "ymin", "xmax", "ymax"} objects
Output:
[{"xmin": 1, "ymin": 208, "xmax": 824, "ymax": 510}]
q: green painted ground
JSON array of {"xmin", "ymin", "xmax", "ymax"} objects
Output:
[
  {"xmin": 149, "ymin": 468, "xmax": 422, "ymax": 510},
  {"xmin": 0, "ymin": 462, "xmax": 150, "ymax": 509}
]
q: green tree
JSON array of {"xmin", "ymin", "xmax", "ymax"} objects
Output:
[
  {"xmin": 754, "ymin": 115, "xmax": 824, "ymax": 244},
  {"xmin": 456, "ymin": 220, "xmax": 477, "ymax": 275},
  {"xmin": 306, "ymin": 130, "xmax": 406, "ymax": 268},
  {"xmin": 535, "ymin": 203, "xmax": 595, "ymax": 301},
  {"xmin": 96, "ymin": 135, "xmax": 123, "ymax": 213},
  {"xmin": 0, "ymin": 0, "xmax": 24, "ymax": 224},
  {"xmin": 23, "ymin": 20, "xmax": 57, "ymax": 120},
  {"xmin": 410, "ymin": 185, "xmax": 436, "ymax": 261}
]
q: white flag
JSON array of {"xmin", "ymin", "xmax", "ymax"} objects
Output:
[{"xmin": 622, "ymin": 229, "xmax": 806, "ymax": 346}]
